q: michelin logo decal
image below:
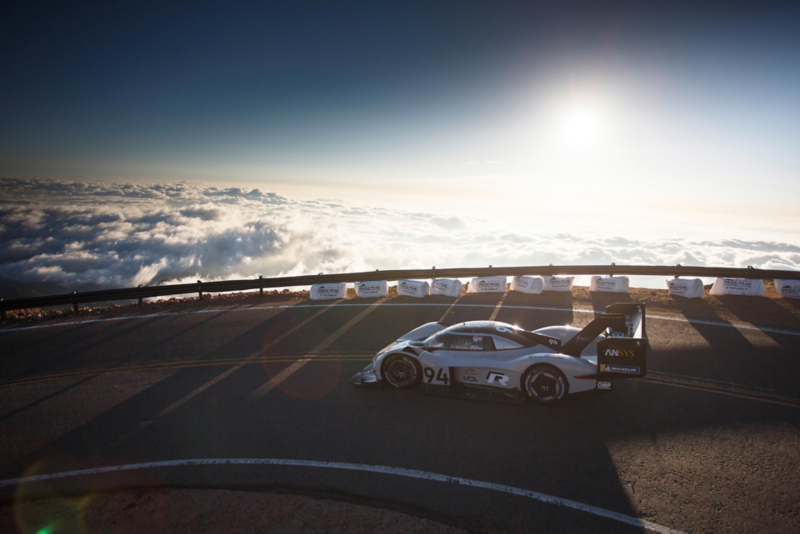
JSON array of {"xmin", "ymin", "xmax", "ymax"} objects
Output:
[{"xmin": 600, "ymin": 364, "xmax": 640, "ymax": 374}]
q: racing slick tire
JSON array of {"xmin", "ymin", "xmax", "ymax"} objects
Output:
[
  {"xmin": 382, "ymin": 354, "xmax": 422, "ymax": 389},
  {"xmin": 522, "ymin": 364, "xmax": 568, "ymax": 405}
]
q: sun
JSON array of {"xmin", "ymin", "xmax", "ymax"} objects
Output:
[{"xmin": 559, "ymin": 108, "xmax": 598, "ymax": 150}]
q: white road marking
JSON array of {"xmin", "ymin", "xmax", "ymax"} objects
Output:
[
  {"xmin": 488, "ymin": 291, "xmax": 508, "ymax": 321},
  {"xmin": 3, "ymin": 303, "xmax": 799, "ymax": 337},
  {"xmin": 248, "ymin": 298, "xmax": 387, "ymax": 400},
  {"xmin": 0, "ymin": 458, "xmax": 682, "ymax": 533},
  {"xmin": 138, "ymin": 303, "xmax": 338, "ymax": 428},
  {"xmin": 438, "ymin": 296, "xmax": 462, "ymax": 323}
]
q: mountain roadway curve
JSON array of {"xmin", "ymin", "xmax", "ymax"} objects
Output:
[{"xmin": 1, "ymin": 291, "xmax": 799, "ymax": 533}]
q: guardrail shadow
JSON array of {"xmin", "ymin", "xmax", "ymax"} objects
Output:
[
  {"xmin": 651, "ymin": 296, "xmax": 761, "ymax": 383},
  {"xmin": 0, "ymin": 300, "xmax": 354, "ymax": 477},
  {"xmin": 712, "ymin": 295, "xmax": 800, "ymax": 347},
  {"xmin": 0, "ymin": 312, "xmax": 219, "ymax": 385},
  {"xmin": 4, "ymin": 295, "xmax": 798, "ymax": 532}
]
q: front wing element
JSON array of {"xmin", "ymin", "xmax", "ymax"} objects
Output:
[{"xmin": 351, "ymin": 362, "xmax": 380, "ymax": 386}]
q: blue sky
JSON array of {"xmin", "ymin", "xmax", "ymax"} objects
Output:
[
  {"xmin": 2, "ymin": 2, "xmax": 800, "ymax": 289},
  {"xmin": 2, "ymin": 1, "xmax": 798, "ymax": 199}
]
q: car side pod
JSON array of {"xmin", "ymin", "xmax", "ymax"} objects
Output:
[{"xmin": 351, "ymin": 362, "xmax": 380, "ymax": 386}]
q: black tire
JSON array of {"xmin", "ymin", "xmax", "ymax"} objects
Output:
[
  {"xmin": 522, "ymin": 364, "xmax": 568, "ymax": 405},
  {"xmin": 381, "ymin": 354, "xmax": 421, "ymax": 388}
]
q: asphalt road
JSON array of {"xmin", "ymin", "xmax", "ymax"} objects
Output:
[{"xmin": 1, "ymin": 293, "xmax": 799, "ymax": 532}]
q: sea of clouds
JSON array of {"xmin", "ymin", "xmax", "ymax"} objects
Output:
[{"xmin": 1, "ymin": 177, "xmax": 799, "ymax": 292}]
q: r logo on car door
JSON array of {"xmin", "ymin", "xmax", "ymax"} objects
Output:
[{"xmin": 486, "ymin": 372, "xmax": 509, "ymax": 386}]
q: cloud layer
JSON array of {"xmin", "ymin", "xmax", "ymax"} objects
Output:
[{"xmin": 1, "ymin": 177, "xmax": 798, "ymax": 292}]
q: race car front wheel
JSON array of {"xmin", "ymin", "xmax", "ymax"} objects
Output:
[
  {"xmin": 522, "ymin": 364, "xmax": 568, "ymax": 405},
  {"xmin": 382, "ymin": 354, "xmax": 421, "ymax": 388}
]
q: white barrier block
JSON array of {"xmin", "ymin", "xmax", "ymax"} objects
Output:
[
  {"xmin": 431, "ymin": 278, "xmax": 462, "ymax": 297},
  {"xmin": 709, "ymin": 278, "xmax": 765, "ymax": 296},
  {"xmin": 310, "ymin": 283, "xmax": 347, "ymax": 300},
  {"xmin": 511, "ymin": 276, "xmax": 543, "ymax": 294},
  {"xmin": 666, "ymin": 278, "xmax": 704, "ymax": 299},
  {"xmin": 354, "ymin": 280, "xmax": 388, "ymax": 298},
  {"xmin": 590, "ymin": 276, "xmax": 630, "ymax": 293},
  {"xmin": 775, "ymin": 279, "xmax": 800, "ymax": 299},
  {"xmin": 467, "ymin": 276, "xmax": 507, "ymax": 293},
  {"xmin": 397, "ymin": 280, "xmax": 430, "ymax": 298},
  {"xmin": 542, "ymin": 275, "xmax": 574, "ymax": 292}
]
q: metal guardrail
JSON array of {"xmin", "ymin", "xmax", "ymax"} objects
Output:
[{"xmin": 1, "ymin": 264, "xmax": 799, "ymax": 318}]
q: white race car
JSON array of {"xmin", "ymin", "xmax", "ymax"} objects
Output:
[{"xmin": 351, "ymin": 303, "xmax": 647, "ymax": 404}]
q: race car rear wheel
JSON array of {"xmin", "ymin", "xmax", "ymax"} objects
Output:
[
  {"xmin": 382, "ymin": 354, "xmax": 421, "ymax": 388},
  {"xmin": 522, "ymin": 364, "xmax": 568, "ymax": 405}
]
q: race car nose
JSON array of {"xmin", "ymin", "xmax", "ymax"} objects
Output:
[{"xmin": 351, "ymin": 362, "xmax": 379, "ymax": 386}]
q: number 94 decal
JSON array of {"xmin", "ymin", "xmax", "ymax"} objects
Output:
[{"xmin": 423, "ymin": 367, "xmax": 450, "ymax": 385}]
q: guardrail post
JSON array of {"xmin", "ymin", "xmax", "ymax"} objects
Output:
[
  {"xmin": 197, "ymin": 280, "xmax": 203, "ymax": 300},
  {"xmin": 137, "ymin": 285, "xmax": 143, "ymax": 306},
  {"xmin": 1, "ymin": 298, "xmax": 5, "ymax": 320},
  {"xmin": 259, "ymin": 275, "xmax": 263, "ymax": 296},
  {"xmin": 72, "ymin": 291, "xmax": 79, "ymax": 312}
]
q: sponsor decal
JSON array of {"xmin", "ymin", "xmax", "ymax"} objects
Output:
[
  {"xmin": 486, "ymin": 372, "xmax": 509, "ymax": 386},
  {"xmin": 599, "ymin": 364, "xmax": 640, "ymax": 374},
  {"xmin": 316, "ymin": 285, "xmax": 344, "ymax": 296},
  {"xmin": 462, "ymin": 376, "xmax": 477, "ymax": 382},
  {"xmin": 477, "ymin": 280, "xmax": 503, "ymax": 290},
  {"xmin": 496, "ymin": 326, "xmax": 512, "ymax": 334},
  {"xmin": 597, "ymin": 381, "xmax": 612, "ymax": 390},
  {"xmin": 602, "ymin": 348, "xmax": 637, "ymax": 358},
  {"xmin": 578, "ymin": 336, "xmax": 592, "ymax": 342},
  {"xmin": 356, "ymin": 282, "xmax": 385, "ymax": 297},
  {"xmin": 596, "ymin": 279, "xmax": 617, "ymax": 290},
  {"xmin": 723, "ymin": 279, "xmax": 754, "ymax": 290},
  {"xmin": 463, "ymin": 368, "xmax": 476, "ymax": 374}
]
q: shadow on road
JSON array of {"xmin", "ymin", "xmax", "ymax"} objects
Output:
[
  {"xmin": 714, "ymin": 295, "xmax": 800, "ymax": 346},
  {"xmin": 4, "ymin": 298, "xmax": 799, "ymax": 533}
]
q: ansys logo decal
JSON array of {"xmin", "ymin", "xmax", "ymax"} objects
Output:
[{"xmin": 603, "ymin": 349, "xmax": 637, "ymax": 357}]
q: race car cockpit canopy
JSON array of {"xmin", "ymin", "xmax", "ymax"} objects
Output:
[{"xmin": 423, "ymin": 321, "xmax": 559, "ymax": 350}]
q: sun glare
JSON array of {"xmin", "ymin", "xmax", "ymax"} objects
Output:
[{"xmin": 559, "ymin": 108, "xmax": 598, "ymax": 150}]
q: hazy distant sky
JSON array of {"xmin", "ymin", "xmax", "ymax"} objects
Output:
[
  {"xmin": 2, "ymin": 2, "xmax": 800, "ymax": 290},
  {"xmin": 2, "ymin": 1, "xmax": 798, "ymax": 206}
]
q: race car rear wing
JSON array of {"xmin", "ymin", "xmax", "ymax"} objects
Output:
[{"xmin": 562, "ymin": 303, "xmax": 647, "ymax": 379}]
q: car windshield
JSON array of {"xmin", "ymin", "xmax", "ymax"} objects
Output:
[{"xmin": 423, "ymin": 331, "xmax": 450, "ymax": 348}]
